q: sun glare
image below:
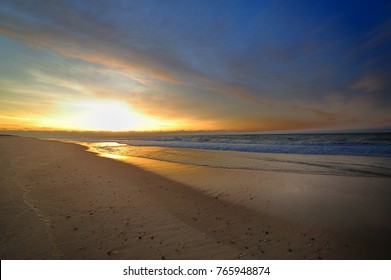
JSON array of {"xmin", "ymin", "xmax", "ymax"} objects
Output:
[
  {"xmin": 36, "ymin": 99, "xmax": 179, "ymax": 132},
  {"xmin": 80, "ymin": 100, "xmax": 176, "ymax": 131},
  {"xmin": 81, "ymin": 100, "xmax": 148, "ymax": 131}
]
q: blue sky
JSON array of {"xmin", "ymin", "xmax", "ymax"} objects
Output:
[{"xmin": 0, "ymin": 0, "xmax": 390, "ymax": 131}]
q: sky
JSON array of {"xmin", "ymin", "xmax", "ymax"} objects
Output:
[{"xmin": 0, "ymin": 0, "xmax": 390, "ymax": 132}]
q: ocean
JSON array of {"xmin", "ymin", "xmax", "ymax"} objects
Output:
[
  {"xmin": 87, "ymin": 133, "xmax": 391, "ymax": 157},
  {"xmin": 77, "ymin": 133, "xmax": 391, "ymax": 177}
]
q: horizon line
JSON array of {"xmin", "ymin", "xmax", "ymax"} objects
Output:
[{"xmin": 1, "ymin": 128, "xmax": 391, "ymax": 136}]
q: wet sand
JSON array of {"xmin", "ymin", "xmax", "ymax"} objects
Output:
[{"xmin": 1, "ymin": 136, "xmax": 390, "ymax": 259}]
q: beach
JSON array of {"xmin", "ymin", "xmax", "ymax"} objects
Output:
[{"xmin": 1, "ymin": 135, "xmax": 390, "ymax": 259}]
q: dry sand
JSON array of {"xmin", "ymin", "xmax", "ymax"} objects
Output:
[{"xmin": 1, "ymin": 136, "xmax": 390, "ymax": 259}]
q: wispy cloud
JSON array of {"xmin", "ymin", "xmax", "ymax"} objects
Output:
[
  {"xmin": 1, "ymin": 0, "xmax": 390, "ymax": 131},
  {"xmin": 351, "ymin": 76, "xmax": 384, "ymax": 93},
  {"xmin": 1, "ymin": 0, "xmax": 205, "ymax": 83}
]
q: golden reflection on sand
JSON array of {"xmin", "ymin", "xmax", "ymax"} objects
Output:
[{"xmin": 81, "ymin": 141, "xmax": 182, "ymax": 173}]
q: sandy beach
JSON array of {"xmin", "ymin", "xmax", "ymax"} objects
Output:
[{"xmin": 1, "ymin": 136, "xmax": 390, "ymax": 260}]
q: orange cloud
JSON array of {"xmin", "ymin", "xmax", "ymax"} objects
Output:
[
  {"xmin": 212, "ymin": 84, "xmax": 275, "ymax": 106},
  {"xmin": 214, "ymin": 83, "xmax": 341, "ymax": 124}
]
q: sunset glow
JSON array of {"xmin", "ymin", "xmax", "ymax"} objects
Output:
[
  {"xmin": 0, "ymin": 1, "xmax": 390, "ymax": 132},
  {"xmin": 55, "ymin": 99, "xmax": 179, "ymax": 131}
]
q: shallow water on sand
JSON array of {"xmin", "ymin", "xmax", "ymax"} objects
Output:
[
  {"xmin": 78, "ymin": 141, "xmax": 391, "ymax": 238},
  {"xmin": 82, "ymin": 141, "xmax": 391, "ymax": 177}
]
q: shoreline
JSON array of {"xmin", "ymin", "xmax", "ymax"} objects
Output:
[
  {"xmin": 1, "ymin": 136, "xmax": 391, "ymax": 259},
  {"xmin": 80, "ymin": 140, "xmax": 391, "ymax": 177}
]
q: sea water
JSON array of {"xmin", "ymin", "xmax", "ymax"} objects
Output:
[
  {"xmin": 110, "ymin": 133, "xmax": 391, "ymax": 157},
  {"xmin": 80, "ymin": 133, "xmax": 391, "ymax": 177}
]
